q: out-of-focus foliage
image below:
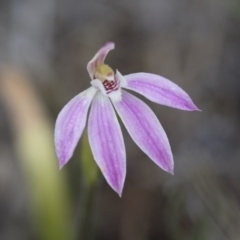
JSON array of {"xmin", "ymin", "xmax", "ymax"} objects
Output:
[
  {"xmin": 0, "ymin": 70, "xmax": 72, "ymax": 240},
  {"xmin": 0, "ymin": 0, "xmax": 240, "ymax": 239}
]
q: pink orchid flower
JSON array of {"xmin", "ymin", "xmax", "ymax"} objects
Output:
[{"xmin": 54, "ymin": 42, "xmax": 199, "ymax": 196}]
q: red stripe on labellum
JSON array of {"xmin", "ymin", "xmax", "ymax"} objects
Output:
[{"xmin": 103, "ymin": 78, "xmax": 120, "ymax": 93}]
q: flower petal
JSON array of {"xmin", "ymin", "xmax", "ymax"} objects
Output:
[
  {"xmin": 54, "ymin": 87, "xmax": 97, "ymax": 169},
  {"xmin": 88, "ymin": 92, "xmax": 126, "ymax": 196},
  {"xmin": 87, "ymin": 42, "xmax": 115, "ymax": 79},
  {"xmin": 116, "ymin": 70, "xmax": 127, "ymax": 87},
  {"xmin": 124, "ymin": 73, "xmax": 199, "ymax": 111},
  {"xmin": 113, "ymin": 90, "xmax": 174, "ymax": 174}
]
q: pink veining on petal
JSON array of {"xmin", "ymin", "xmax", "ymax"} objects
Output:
[
  {"xmin": 54, "ymin": 87, "xmax": 96, "ymax": 169},
  {"xmin": 124, "ymin": 73, "xmax": 199, "ymax": 111},
  {"xmin": 88, "ymin": 92, "xmax": 126, "ymax": 196},
  {"xmin": 114, "ymin": 90, "xmax": 174, "ymax": 174},
  {"xmin": 87, "ymin": 42, "xmax": 115, "ymax": 79}
]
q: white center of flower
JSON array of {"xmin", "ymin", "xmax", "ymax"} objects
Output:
[
  {"xmin": 93, "ymin": 64, "xmax": 120, "ymax": 95},
  {"xmin": 94, "ymin": 64, "xmax": 115, "ymax": 82}
]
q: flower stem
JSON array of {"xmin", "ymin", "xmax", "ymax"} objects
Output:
[
  {"xmin": 79, "ymin": 179, "xmax": 99, "ymax": 240},
  {"xmin": 78, "ymin": 130, "xmax": 99, "ymax": 240}
]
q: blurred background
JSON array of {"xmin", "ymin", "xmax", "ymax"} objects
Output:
[{"xmin": 1, "ymin": 0, "xmax": 240, "ymax": 239}]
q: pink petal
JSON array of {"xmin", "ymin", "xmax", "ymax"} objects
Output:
[
  {"xmin": 114, "ymin": 90, "xmax": 174, "ymax": 174},
  {"xmin": 124, "ymin": 73, "xmax": 199, "ymax": 111},
  {"xmin": 54, "ymin": 87, "xmax": 97, "ymax": 169},
  {"xmin": 87, "ymin": 42, "xmax": 115, "ymax": 79},
  {"xmin": 88, "ymin": 92, "xmax": 126, "ymax": 196}
]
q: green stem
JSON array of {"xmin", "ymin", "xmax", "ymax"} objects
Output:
[
  {"xmin": 79, "ymin": 179, "xmax": 99, "ymax": 240},
  {"xmin": 77, "ymin": 130, "xmax": 99, "ymax": 240}
]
